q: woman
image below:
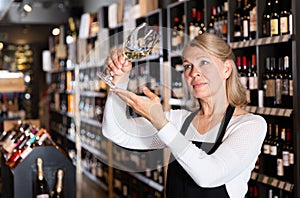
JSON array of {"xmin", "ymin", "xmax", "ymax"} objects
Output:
[{"xmin": 102, "ymin": 33, "xmax": 267, "ymax": 198}]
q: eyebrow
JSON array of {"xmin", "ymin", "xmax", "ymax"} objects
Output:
[{"xmin": 182, "ymin": 55, "xmax": 211, "ymax": 63}]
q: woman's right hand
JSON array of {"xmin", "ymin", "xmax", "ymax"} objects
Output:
[{"xmin": 105, "ymin": 48, "xmax": 132, "ymax": 84}]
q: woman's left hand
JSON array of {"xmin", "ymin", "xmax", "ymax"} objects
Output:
[{"xmin": 111, "ymin": 87, "xmax": 168, "ymax": 130}]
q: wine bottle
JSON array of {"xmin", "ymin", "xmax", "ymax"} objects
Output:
[
  {"xmin": 275, "ymin": 57, "xmax": 283, "ymax": 107},
  {"xmin": 241, "ymin": 0, "xmax": 250, "ymax": 41},
  {"xmin": 262, "ymin": 0, "xmax": 272, "ymax": 37},
  {"xmin": 262, "ymin": 123, "xmax": 273, "ymax": 176},
  {"xmin": 233, "ymin": 0, "xmax": 243, "ymax": 41},
  {"xmin": 280, "ymin": 0, "xmax": 291, "ymax": 35},
  {"xmin": 264, "ymin": 57, "xmax": 276, "ymax": 107},
  {"xmin": 171, "ymin": 17, "xmax": 180, "ymax": 51},
  {"xmin": 221, "ymin": 2, "xmax": 228, "ymax": 41},
  {"xmin": 35, "ymin": 157, "xmax": 50, "ymax": 198},
  {"xmin": 270, "ymin": 124, "xmax": 279, "ymax": 177},
  {"xmin": 196, "ymin": 10, "xmax": 206, "ymax": 36},
  {"xmin": 207, "ymin": 6, "xmax": 217, "ymax": 34},
  {"xmin": 189, "ymin": 8, "xmax": 197, "ymax": 40},
  {"xmin": 239, "ymin": 56, "xmax": 248, "ymax": 89},
  {"xmin": 249, "ymin": 0, "xmax": 257, "ymax": 40},
  {"xmin": 285, "ymin": 128, "xmax": 294, "ymax": 182},
  {"xmin": 282, "ymin": 55, "xmax": 293, "ymax": 108},
  {"xmin": 51, "ymin": 169, "xmax": 64, "ymax": 198},
  {"xmin": 270, "ymin": 0, "xmax": 280, "ymax": 37},
  {"xmin": 276, "ymin": 126, "xmax": 284, "ymax": 180},
  {"xmin": 248, "ymin": 54, "xmax": 258, "ymax": 106}
]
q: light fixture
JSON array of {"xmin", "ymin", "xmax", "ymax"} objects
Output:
[
  {"xmin": 23, "ymin": 1, "xmax": 32, "ymax": 13},
  {"xmin": 52, "ymin": 27, "xmax": 60, "ymax": 36}
]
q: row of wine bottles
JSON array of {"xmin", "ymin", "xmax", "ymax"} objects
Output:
[
  {"xmin": 246, "ymin": 180, "xmax": 293, "ymax": 198},
  {"xmin": 79, "ymin": 96, "xmax": 105, "ymax": 121},
  {"xmin": 34, "ymin": 157, "xmax": 64, "ymax": 198},
  {"xmin": 170, "ymin": 0, "xmax": 293, "ymax": 49},
  {"xmin": 237, "ymin": 54, "xmax": 293, "ymax": 108},
  {"xmin": 112, "ymin": 144, "xmax": 164, "ymax": 186},
  {"xmin": 260, "ymin": 123, "xmax": 294, "ymax": 183},
  {"xmin": 0, "ymin": 93, "xmax": 26, "ymax": 119},
  {"xmin": 113, "ymin": 168, "xmax": 163, "ymax": 198},
  {"xmin": 81, "ymin": 149, "xmax": 109, "ymax": 186},
  {"xmin": 0, "ymin": 121, "xmax": 65, "ymax": 169}
]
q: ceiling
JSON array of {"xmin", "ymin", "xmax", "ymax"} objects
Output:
[
  {"xmin": 0, "ymin": 0, "xmax": 80, "ymax": 25},
  {"xmin": 0, "ymin": 0, "xmax": 118, "ymax": 44}
]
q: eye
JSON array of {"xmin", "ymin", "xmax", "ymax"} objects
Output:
[
  {"xmin": 183, "ymin": 63, "xmax": 193, "ymax": 71},
  {"xmin": 200, "ymin": 60, "xmax": 209, "ymax": 65}
]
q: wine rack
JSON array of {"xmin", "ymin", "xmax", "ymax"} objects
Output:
[
  {"xmin": 1, "ymin": 146, "xmax": 75, "ymax": 198},
  {"xmin": 45, "ymin": 0, "xmax": 300, "ymax": 197}
]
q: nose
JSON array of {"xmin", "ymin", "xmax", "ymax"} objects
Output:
[{"xmin": 189, "ymin": 66, "xmax": 202, "ymax": 78}]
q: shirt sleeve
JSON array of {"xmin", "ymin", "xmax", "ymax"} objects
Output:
[
  {"xmin": 157, "ymin": 114, "xmax": 267, "ymax": 187},
  {"xmin": 102, "ymin": 82, "xmax": 168, "ymax": 150}
]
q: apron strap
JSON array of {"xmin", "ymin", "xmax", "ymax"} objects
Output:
[
  {"xmin": 208, "ymin": 104, "xmax": 235, "ymax": 154},
  {"xmin": 179, "ymin": 105, "xmax": 235, "ymax": 155}
]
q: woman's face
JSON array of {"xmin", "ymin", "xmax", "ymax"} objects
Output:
[{"xmin": 182, "ymin": 46, "xmax": 227, "ymax": 101}]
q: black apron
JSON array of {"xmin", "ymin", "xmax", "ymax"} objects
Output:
[{"xmin": 166, "ymin": 105, "xmax": 235, "ymax": 198}]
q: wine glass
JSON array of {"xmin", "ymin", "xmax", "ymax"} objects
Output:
[{"xmin": 97, "ymin": 22, "xmax": 160, "ymax": 88}]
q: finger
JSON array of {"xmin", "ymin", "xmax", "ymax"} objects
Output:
[
  {"xmin": 111, "ymin": 49, "xmax": 122, "ymax": 69},
  {"xmin": 143, "ymin": 87, "xmax": 160, "ymax": 101},
  {"xmin": 116, "ymin": 48, "xmax": 125, "ymax": 64}
]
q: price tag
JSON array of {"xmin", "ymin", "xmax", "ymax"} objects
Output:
[
  {"xmin": 284, "ymin": 109, "xmax": 293, "ymax": 117},
  {"xmin": 262, "ymin": 175, "xmax": 269, "ymax": 184},
  {"xmin": 278, "ymin": 108, "xmax": 285, "ymax": 116},
  {"xmin": 244, "ymin": 106, "xmax": 250, "ymax": 112},
  {"xmin": 270, "ymin": 108, "xmax": 278, "ymax": 116},
  {"xmin": 271, "ymin": 178, "xmax": 279, "ymax": 187},
  {"xmin": 284, "ymin": 183, "xmax": 293, "ymax": 191},
  {"xmin": 250, "ymin": 106, "xmax": 257, "ymax": 113},
  {"xmin": 257, "ymin": 107, "xmax": 264, "ymax": 114},
  {"xmin": 251, "ymin": 172, "xmax": 258, "ymax": 180},
  {"xmin": 257, "ymin": 174, "xmax": 264, "ymax": 182},
  {"xmin": 278, "ymin": 181, "xmax": 285, "ymax": 189},
  {"xmin": 264, "ymin": 107, "xmax": 271, "ymax": 115}
]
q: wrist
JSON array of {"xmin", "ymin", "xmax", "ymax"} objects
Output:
[{"xmin": 155, "ymin": 118, "xmax": 169, "ymax": 131}]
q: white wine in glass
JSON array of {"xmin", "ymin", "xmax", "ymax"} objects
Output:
[{"xmin": 98, "ymin": 22, "xmax": 160, "ymax": 88}]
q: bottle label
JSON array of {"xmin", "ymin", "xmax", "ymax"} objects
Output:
[
  {"xmin": 289, "ymin": 153, "xmax": 294, "ymax": 165},
  {"xmin": 250, "ymin": 7, "xmax": 257, "ymax": 32},
  {"xmin": 270, "ymin": 145, "xmax": 277, "ymax": 156},
  {"xmin": 243, "ymin": 20, "xmax": 249, "ymax": 37},
  {"xmin": 282, "ymin": 151, "xmax": 290, "ymax": 166},
  {"xmin": 289, "ymin": 80, "xmax": 293, "ymax": 96},
  {"xmin": 249, "ymin": 76, "xmax": 258, "ymax": 90},
  {"xmin": 239, "ymin": 76, "xmax": 248, "ymax": 89},
  {"xmin": 263, "ymin": 144, "xmax": 270, "ymax": 154},
  {"xmin": 20, "ymin": 146, "xmax": 33, "ymax": 159},
  {"xmin": 280, "ymin": 16, "xmax": 289, "ymax": 34},
  {"xmin": 266, "ymin": 79, "xmax": 276, "ymax": 97},
  {"xmin": 282, "ymin": 79, "xmax": 289, "ymax": 95},
  {"xmin": 275, "ymin": 79, "xmax": 282, "ymax": 104},
  {"xmin": 289, "ymin": 14, "xmax": 293, "ymax": 35},
  {"xmin": 271, "ymin": 19, "xmax": 279, "ymax": 35},
  {"xmin": 37, "ymin": 195, "xmax": 50, "ymax": 198},
  {"xmin": 277, "ymin": 158, "xmax": 284, "ymax": 176}
]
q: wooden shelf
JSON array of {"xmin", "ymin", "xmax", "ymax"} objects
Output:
[
  {"xmin": 251, "ymin": 171, "xmax": 294, "ymax": 192},
  {"xmin": 229, "ymin": 34, "xmax": 294, "ymax": 49}
]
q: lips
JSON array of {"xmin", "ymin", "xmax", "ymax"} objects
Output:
[{"xmin": 192, "ymin": 81, "xmax": 207, "ymax": 88}]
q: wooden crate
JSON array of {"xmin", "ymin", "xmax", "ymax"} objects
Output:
[{"xmin": 0, "ymin": 77, "xmax": 25, "ymax": 93}]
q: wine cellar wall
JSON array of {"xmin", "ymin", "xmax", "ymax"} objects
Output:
[{"xmin": 45, "ymin": 0, "xmax": 300, "ymax": 197}]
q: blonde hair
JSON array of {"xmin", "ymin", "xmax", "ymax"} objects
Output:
[{"xmin": 184, "ymin": 33, "xmax": 248, "ymax": 107}]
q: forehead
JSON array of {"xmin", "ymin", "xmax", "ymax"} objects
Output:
[{"xmin": 182, "ymin": 46, "xmax": 214, "ymax": 62}]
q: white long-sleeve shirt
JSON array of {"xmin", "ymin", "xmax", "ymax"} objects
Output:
[{"xmin": 103, "ymin": 86, "xmax": 267, "ymax": 198}]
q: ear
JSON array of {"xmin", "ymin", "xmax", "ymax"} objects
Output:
[{"xmin": 224, "ymin": 60, "xmax": 233, "ymax": 79}]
